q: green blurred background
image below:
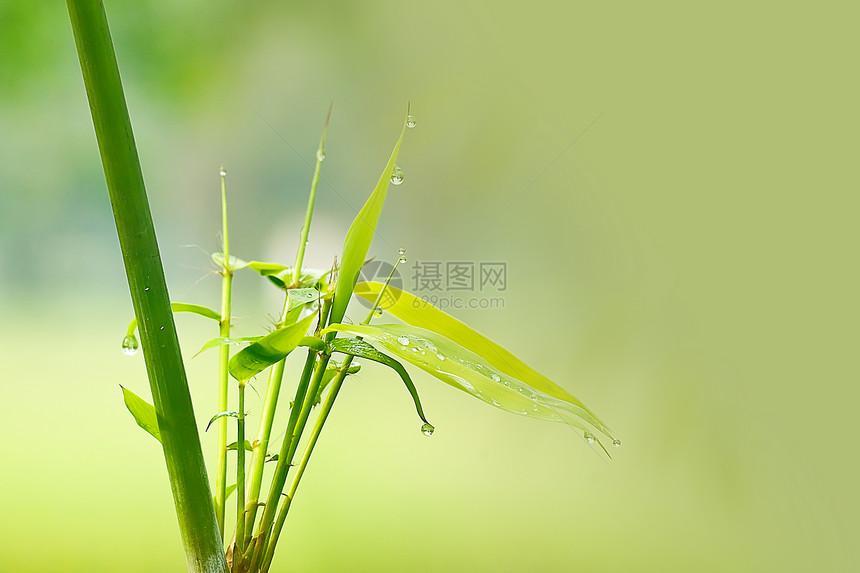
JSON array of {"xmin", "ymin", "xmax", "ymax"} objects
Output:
[{"xmin": 2, "ymin": 1, "xmax": 857, "ymax": 571}]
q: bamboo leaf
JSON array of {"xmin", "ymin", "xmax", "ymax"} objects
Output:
[
  {"xmin": 120, "ymin": 385, "xmax": 161, "ymax": 443},
  {"xmin": 287, "ymin": 288, "xmax": 322, "ymax": 312},
  {"xmin": 354, "ymin": 282, "xmax": 613, "ymax": 432},
  {"xmin": 329, "ymin": 337, "xmax": 430, "ymax": 426},
  {"xmin": 228, "ymin": 314, "xmax": 316, "ymax": 381},
  {"xmin": 125, "ymin": 302, "xmax": 222, "ymax": 339},
  {"xmin": 194, "ymin": 336, "xmax": 262, "ymax": 357},
  {"xmin": 213, "ymin": 483, "xmax": 238, "ymax": 509},
  {"xmin": 206, "ymin": 411, "xmax": 239, "ymax": 432},
  {"xmin": 226, "ymin": 440, "xmax": 254, "ymax": 452},
  {"xmin": 324, "ymin": 322, "xmax": 618, "ymax": 446},
  {"xmin": 329, "ymin": 119, "xmax": 408, "ymax": 325}
]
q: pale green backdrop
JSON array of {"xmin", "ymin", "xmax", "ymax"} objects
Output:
[{"xmin": 1, "ymin": 0, "xmax": 857, "ymax": 571}]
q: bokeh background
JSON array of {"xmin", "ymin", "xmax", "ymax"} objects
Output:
[{"xmin": 2, "ymin": 1, "xmax": 857, "ymax": 571}]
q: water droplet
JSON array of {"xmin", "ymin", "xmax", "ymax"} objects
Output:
[
  {"xmin": 490, "ymin": 373, "xmax": 501, "ymax": 382},
  {"xmin": 121, "ymin": 335, "xmax": 139, "ymax": 356},
  {"xmin": 584, "ymin": 432, "xmax": 595, "ymax": 444},
  {"xmin": 420, "ymin": 422, "xmax": 435, "ymax": 437},
  {"xmin": 219, "ymin": 168, "xmax": 227, "ymax": 177},
  {"xmin": 612, "ymin": 438, "xmax": 622, "ymax": 448},
  {"xmin": 144, "ymin": 287, "xmax": 150, "ymax": 291},
  {"xmin": 406, "ymin": 114, "xmax": 417, "ymax": 128},
  {"xmin": 531, "ymin": 404, "xmax": 540, "ymax": 411},
  {"xmin": 390, "ymin": 165, "xmax": 404, "ymax": 185},
  {"xmin": 316, "ymin": 149, "xmax": 326, "ymax": 162},
  {"xmin": 411, "ymin": 346, "xmax": 421, "ymax": 353},
  {"xmin": 399, "ymin": 255, "xmax": 407, "ymax": 264},
  {"xmin": 160, "ymin": 325, "xmax": 165, "ymax": 330},
  {"xmin": 436, "ymin": 353, "xmax": 446, "ymax": 361},
  {"xmin": 398, "ymin": 247, "xmax": 406, "ymax": 255},
  {"xmin": 397, "ymin": 335, "xmax": 410, "ymax": 345},
  {"xmin": 373, "ymin": 307, "xmax": 383, "ymax": 317}
]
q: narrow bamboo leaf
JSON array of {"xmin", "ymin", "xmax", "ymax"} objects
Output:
[
  {"xmin": 228, "ymin": 314, "xmax": 316, "ymax": 381},
  {"xmin": 194, "ymin": 336, "xmax": 262, "ymax": 357},
  {"xmin": 329, "ymin": 119, "xmax": 408, "ymax": 325},
  {"xmin": 226, "ymin": 440, "xmax": 254, "ymax": 452},
  {"xmin": 125, "ymin": 302, "xmax": 222, "ymax": 337},
  {"xmin": 120, "ymin": 385, "xmax": 161, "ymax": 443},
  {"xmin": 325, "ymin": 323, "xmax": 618, "ymax": 444},
  {"xmin": 354, "ymin": 281, "xmax": 613, "ymax": 431},
  {"xmin": 329, "ymin": 337, "xmax": 430, "ymax": 425},
  {"xmin": 206, "ymin": 411, "xmax": 239, "ymax": 432},
  {"xmin": 213, "ymin": 483, "xmax": 238, "ymax": 508}
]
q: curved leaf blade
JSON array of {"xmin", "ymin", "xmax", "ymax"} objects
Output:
[
  {"xmin": 126, "ymin": 302, "xmax": 222, "ymax": 338},
  {"xmin": 325, "ymin": 322, "xmax": 617, "ymax": 444},
  {"xmin": 329, "ymin": 337, "xmax": 430, "ymax": 426},
  {"xmin": 206, "ymin": 410, "xmax": 239, "ymax": 432},
  {"xmin": 228, "ymin": 314, "xmax": 316, "ymax": 381},
  {"xmin": 354, "ymin": 281, "xmax": 612, "ymax": 430},
  {"xmin": 120, "ymin": 385, "xmax": 161, "ymax": 443},
  {"xmin": 330, "ymin": 119, "xmax": 408, "ymax": 325}
]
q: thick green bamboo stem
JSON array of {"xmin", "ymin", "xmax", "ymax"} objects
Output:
[{"xmin": 66, "ymin": 2, "xmax": 227, "ymax": 571}]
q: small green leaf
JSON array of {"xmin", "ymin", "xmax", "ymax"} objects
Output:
[
  {"xmin": 194, "ymin": 336, "xmax": 262, "ymax": 357},
  {"xmin": 125, "ymin": 302, "xmax": 222, "ymax": 338},
  {"xmin": 214, "ymin": 483, "xmax": 239, "ymax": 508},
  {"xmin": 212, "ymin": 252, "xmax": 250, "ymax": 272},
  {"xmin": 329, "ymin": 117, "xmax": 409, "ymax": 326},
  {"xmin": 329, "ymin": 337, "xmax": 430, "ymax": 426},
  {"xmin": 206, "ymin": 410, "xmax": 239, "ymax": 432},
  {"xmin": 228, "ymin": 314, "xmax": 316, "ymax": 381},
  {"xmin": 226, "ymin": 440, "xmax": 254, "ymax": 452},
  {"xmin": 325, "ymin": 322, "xmax": 617, "ymax": 446},
  {"xmin": 120, "ymin": 385, "xmax": 161, "ymax": 443},
  {"xmin": 287, "ymin": 288, "xmax": 322, "ymax": 312}
]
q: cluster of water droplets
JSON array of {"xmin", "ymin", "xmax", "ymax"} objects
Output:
[{"xmin": 398, "ymin": 247, "xmax": 407, "ymax": 264}]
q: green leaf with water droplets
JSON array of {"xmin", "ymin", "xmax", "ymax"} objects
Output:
[
  {"xmin": 125, "ymin": 302, "xmax": 222, "ymax": 338},
  {"xmin": 354, "ymin": 282, "xmax": 614, "ymax": 435},
  {"xmin": 287, "ymin": 288, "xmax": 322, "ymax": 312},
  {"xmin": 329, "ymin": 337, "xmax": 430, "ymax": 426},
  {"xmin": 324, "ymin": 321, "xmax": 617, "ymax": 447},
  {"xmin": 329, "ymin": 117, "xmax": 408, "ymax": 326},
  {"xmin": 120, "ymin": 386, "xmax": 161, "ymax": 443},
  {"xmin": 228, "ymin": 314, "xmax": 316, "ymax": 381}
]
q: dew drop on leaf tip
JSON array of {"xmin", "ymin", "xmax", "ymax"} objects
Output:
[
  {"xmin": 612, "ymin": 438, "xmax": 622, "ymax": 448},
  {"xmin": 406, "ymin": 114, "xmax": 417, "ymax": 128},
  {"xmin": 584, "ymin": 431, "xmax": 595, "ymax": 444},
  {"xmin": 219, "ymin": 168, "xmax": 227, "ymax": 177},
  {"xmin": 390, "ymin": 166, "xmax": 404, "ymax": 185},
  {"xmin": 121, "ymin": 335, "xmax": 139, "ymax": 356},
  {"xmin": 420, "ymin": 422, "xmax": 435, "ymax": 437},
  {"xmin": 316, "ymin": 149, "xmax": 326, "ymax": 162}
]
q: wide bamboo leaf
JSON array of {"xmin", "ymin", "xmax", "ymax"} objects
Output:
[
  {"xmin": 228, "ymin": 314, "xmax": 316, "ymax": 381},
  {"xmin": 329, "ymin": 337, "xmax": 431, "ymax": 427},
  {"xmin": 329, "ymin": 118, "xmax": 408, "ymax": 325},
  {"xmin": 120, "ymin": 385, "xmax": 161, "ymax": 443},
  {"xmin": 354, "ymin": 281, "xmax": 613, "ymax": 432},
  {"xmin": 325, "ymin": 323, "xmax": 618, "ymax": 446}
]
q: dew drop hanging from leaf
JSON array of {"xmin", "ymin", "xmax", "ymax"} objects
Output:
[
  {"xmin": 406, "ymin": 114, "xmax": 417, "ymax": 128},
  {"xmin": 421, "ymin": 422, "xmax": 435, "ymax": 437},
  {"xmin": 390, "ymin": 165, "xmax": 404, "ymax": 185},
  {"xmin": 121, "ymin": 335, "xmax": 139, "ymax": 356}
]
